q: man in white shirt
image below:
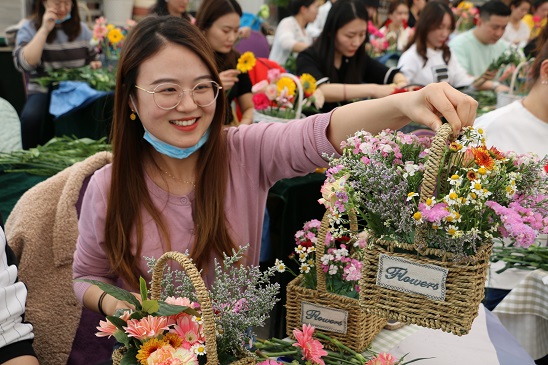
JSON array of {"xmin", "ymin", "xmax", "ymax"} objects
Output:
[{"xmin": 450, "ymin": 0, "xmax": 511, "ymax": 77}]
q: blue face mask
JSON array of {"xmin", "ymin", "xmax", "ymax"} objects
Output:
[
  {"xmin": 55, "ymin": 13, "xmax": 72, "ymax": 24},
  {"xmin": 143, "ymin": 128, "xmax": 210, "ymax": 159}
]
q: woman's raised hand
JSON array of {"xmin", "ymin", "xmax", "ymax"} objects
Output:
[
  {"xmin": 41, "ymin": 5, "xmax": 58, "ymax": 33},
  {"xmin": 402, "ymin": 82, "xmax": 477, "ymax": 134},
  {"xmin": 219, "ymin": 69, "xmax": 241, "ymax": 90}
]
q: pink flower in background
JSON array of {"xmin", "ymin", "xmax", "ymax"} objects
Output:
[
  {"xmin": 293, "ymin": 324, "xmax": 328, "ymax": 365},
  {"xmin": 365, "ymin": 352, "xmax": 398, "ymax": 365},
  {"xmin": 267, "ymin": 68, "xmax": 281, "ymax": 82},
  {"xmin": 252, "ymin": 93, "xmax": 270, "ymax": 110},
  {"xmin": 252, "ymin": 79, "xmax": 269, "ymax": 93},
  {"xmin": 257, "ymin": 360, "xmax": 283, "ymax": 365},
  {"xmin": 147, "ymin": 345, "xmax": 198, "ymax": 365},
  {"xmin": 265, "ymin": 84, "xmax": 278, "ymax": 100},
  {"xmin": 124, "ymin": 315, "xmax": 170, "ymax": 341}
]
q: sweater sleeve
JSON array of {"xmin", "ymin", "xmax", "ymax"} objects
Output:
[
  {"xmin": 226, "ymin": 111, "xmax": 339, "ymax": 188},
  {"xmin": 12, "ymin": 20, "xmax": 37, "ymax": 73},
  {"xmin": 72, "ymin": 167, "xmax": 118, "ymax": 303}
]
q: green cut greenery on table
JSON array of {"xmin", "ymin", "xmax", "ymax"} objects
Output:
[
  {"xmin": 35, "ymin": 66, "xmax": 116, "ymax": 91},
  {"xmin": 490, "ymin": 245, "xmax": 548, "ymax": 273},
  {"xmin": 0, "ymin": 136, "xmax": 111, "ymax": 176}
]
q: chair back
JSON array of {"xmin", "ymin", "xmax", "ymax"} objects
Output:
[{"xmin": 235, "ymin": 30, "xmax": 270, "ymax": 59}]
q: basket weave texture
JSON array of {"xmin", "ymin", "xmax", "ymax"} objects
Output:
[
  {"xmin": 286, "ymin": 211, "xmax": 387, "ymax": 352},
  {"xmin": 358, "ymin": 124, "xmax": 493, "ymax": 336},
  {"xmin": 112, "ymin": 251, "xmax": 255, "ymax": 365}
]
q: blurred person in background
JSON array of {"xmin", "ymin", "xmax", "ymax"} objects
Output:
[
  {"xmin": 523, "ymin": 0, "xmax": 548, "ymax": 38},
  {"xmin": 150, "ymin": 0, "xmax": 194, "ymax": 22},
  {"xmin": 449, "ymin": 0, "xmax": 511, "ymax": 77},
  {"xmin": 269, "ymin": 0, "xmax": 320, "ymax": 67},
  {"xmin": 378, "ymin": 0, "xmax": 413, "ymax": 52},
  {"xmin": 307, "ymin": 0, "xmax": 338, "ymax": 38},
  {"xmin": 502, "ymin": 0, "xmax": 531, "ymax": 48},
  {"xmin": 297, "ymin": 0, "xmax": 407, "ymax": 113},
  {"xmin": 13, "ymin": 0, "xmax": 100, "ymax": 150},
  {"xmin": 407, "ymin": 0, "xmax": 427, "ymax": 27},
  {"xmin": 196, "ymin": 0, "xmax": 254, "ymax": 125}
]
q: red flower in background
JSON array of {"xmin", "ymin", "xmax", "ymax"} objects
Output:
[{"xmin": 252, "ymin": 93, "xmax": 270, "ymax": 110}]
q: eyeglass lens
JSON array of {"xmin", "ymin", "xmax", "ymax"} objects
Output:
[{"xmin": 153, "ymin": 81, "xmax": 219, "ymax": 109}]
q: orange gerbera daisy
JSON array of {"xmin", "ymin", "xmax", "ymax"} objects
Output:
[
  {"xmin": 163, "ymin": 332, "xmax": 183, "ymax": 349},
  {"xmin": 466, "ymin": 170, "xmax": 478, "ymax": 181},
  {"xmin": 489, "ymin": 146, "xmax": 505, "ymax": 160},
  {"xmin": 472, "ymin": 147, "xmax": 495, "ymax": 170},
  {"xmin": 137, "ymin": 338, "xmax": 166, "ymax": 365}
]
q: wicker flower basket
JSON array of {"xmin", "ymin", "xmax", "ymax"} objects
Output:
[
  {"xmin": 286, "ymin": 211, "xmax": 387, "ymax": 352},
  {"xmin": 358, "ymin": 124, "xmax": 493, "ymax": 336},
  {"xmin": 253, "ymin": 73, "xmax": 304, "ymax": 124},
  {"xmin": 112, "ymin": 251, "xmax": 255, "ymax": 365}
]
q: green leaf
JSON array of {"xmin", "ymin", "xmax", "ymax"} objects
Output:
[
  {"xmin": 140, "ymin": 277, "xmax": 148, "ymax": 303},
  {"xmin": 113, "ymin": 330, "xmax": 130, "ymax": 346},
  {"xmin": 106, "ymin": 315, "xmax": 128, "ymax": 330},
  {"xmin": 77, "ymin": 279, "xmax": 142, "ymax": 309},
  {"xmin": 120, "ymin": 347, "xmax": 138, "ymax": 365},
  {"xmin": 156, "ymin": 302, "xmax": 199, "ymax": 317},
  {"xmin": 141, "ymin": 299, "xmax": 159, "ymax": 314}
]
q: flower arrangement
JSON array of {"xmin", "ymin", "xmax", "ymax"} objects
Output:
[
  {"xmin": 277, "ymin": 219, "xmax": 362, "ymax": 299},
  {"xmin": 452, "ymin": 1, "xmax": 479, "ymax": 33},
  {"xmin": 319, "ymin": 127, "xmax": 548, "ymax": 259},
  {"xmin": 87, "ymin": 277, "xmax": 204, "ymax": 364},
  {"xmin": 91, "ymin": 17, "xmax": 135, "ymax": 61},
  {"xmin": 144, "ymin": 246, "xmax": 280, "ymax": 364},
  {"xmin": 87, "ymin": 246, "xmax": 280, "ymax": 365},
  {"xmin": 255, "ymin": 324, "xmax": 428, "ymax": 365},
  {"xmin": 252, "ymin": 70, "xmax": 324, "ymax": 120}
]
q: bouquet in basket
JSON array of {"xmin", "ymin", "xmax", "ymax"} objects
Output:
[
  {"xmin": 320, "ymin": 126, "xmax": 548, "ymax": 258},
  {"xmin": 252, "ymin": 69, "xmax": 324, "ymax": 120},
  {"xmin": 88, "ymin": 246, "xmax": 281, "ymax": 365},
  {"xmin": 452, "ymin": 1, "xmax": 479, "ymax": 33},
  {"xmin": 91, "ymin": 17, "xmax": 135, "ymax": 62},
  {"xmin": 277, "ymin": 219, "xmax": 363, "ymax": 299}
]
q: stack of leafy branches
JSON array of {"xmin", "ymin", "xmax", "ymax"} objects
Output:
[
  {"xmin": 0, "ymin": 136, "xmax": 110, "ymax": 176},
  {"xmin": 36, "ymin": 65, "xmax": 116, "ymax": 91},
  {"xmin": 491, "ymin": 244, "xmax": 548, "ymax": 273}
]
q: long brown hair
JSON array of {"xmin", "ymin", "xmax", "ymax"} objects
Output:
[
  {"xmin": 195, "ymin": 0, "xmax": 242, "ymax": 71},
  {"xmin": 405, "ymin": 1, "xmax": 455, "ymax": 66},
  {"xmin": 33, "ymin": 0, "xmax": 81, "ymax": 43},
  {"xmin": 531, "ymin": 23, "xmax": 548, "ymax": 82},
  {"xmin": 107, "ymin": 16, "xmax": 231, "ymax": 289}
]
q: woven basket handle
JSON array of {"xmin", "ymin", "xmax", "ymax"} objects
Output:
[
  {"xmin": 279, "ymin": 73, "xmax": 304, "ymax": 118},
  {"xmin": 508, "ymin": 59, "xmax": 532, "ymax": 96},
  {"xmin": 151, "ymin": 251, "xmax": 219, "ymax": 365},
  {"xmin": 414, "ymin": 123, "xmax": 454, "ymax": 251},
  {"xmin": 315, "ymin": 210, "xmax": 358, "ymax": 294}
]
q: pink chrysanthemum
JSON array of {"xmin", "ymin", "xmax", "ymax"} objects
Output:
[
  {"xmin": 292, "ymin": 324, "xmax": 328, "ymax": 365},
  {"xmin": 124, "ymin": 315, "xmax": 170, "ymax": 341}
]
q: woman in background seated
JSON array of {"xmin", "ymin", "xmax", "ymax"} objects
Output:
[
  {"xmin": 502, "ymin": 0, "xmax": 531, "ymax": 48},
  {"xmin": 378, "ymin": 0, "xmax": 413, "ymax": 53},
  {"xmin": 196, "ymin": 0, "xmax": 253, "ymax": 125},
  {"xmin": 474, "ymin": 23, "xmax": 548, "ymax": 313},
  {"xmin": 406, "ymin": 0, "xmax": 426, "ymax": 27},
  {"xmin": 269, "ymin": 0, "xmax": 320, "ymax": 67},
  {"xmin": 296, "ymin": 0, "xmax": 407, "ymax": 113},
  {"xmin": 397, "ymin": 1, "xmax": 509, "ymax": 92},
  {"xmin": 150, "ymin": 0, "xmax": 194, "ymax": 22},
  {"xmin": 13, "ymin": 0, "xmax": 100, "ymax": 150}
]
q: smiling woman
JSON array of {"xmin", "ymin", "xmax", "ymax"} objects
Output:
[{"xmin": 70, "ymin": 15, "xmax": 477, "ymax": 322}]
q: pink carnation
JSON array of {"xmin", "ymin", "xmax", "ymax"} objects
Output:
[{"xmin": 252, "ymin": 93, "xmax": 270, "ymax": 110}]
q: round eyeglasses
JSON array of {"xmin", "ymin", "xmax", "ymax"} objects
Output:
[{"xmin": 135, "ymin": 81, "xmax": 222, "ymax": 110}]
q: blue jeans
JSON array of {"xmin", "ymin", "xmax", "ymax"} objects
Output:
[
  {"xmin": 483, "ymin": 287, "xmax": 511, "ymax": 311},
  {"xmin": 20, "ymin": 92, "xmax": 53, "ymax": 149}
]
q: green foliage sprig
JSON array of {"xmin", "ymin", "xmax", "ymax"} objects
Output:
[
  {"xmin": 490, "ymin": 244, "xmax": 548, "ymax": 273},
  {"xmin": 36, "ymin": 65, "xmax": 116, "ymax": 91},
  {"xmin": 0, "ymin": 136, "xmax": 110, "ymax": 176}
]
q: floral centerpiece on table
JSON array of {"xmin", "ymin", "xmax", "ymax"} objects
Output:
[
  {"xmin": 91, "ymin": 17, "xmax": 135, "ymax": 63},
  {"xmin": 452, "ymin": 1, "xmax": 479, "ymax": 33},
  {"xmin": 252, "ymin": 70, "xmax": 324, "ymax": 120},
  {"xmin": 88, "ymin": 246, "xmax": 280, "ymax": 365},
  {"xmin": 277, "ymin": 219, "xmax": 363, "ymax": 299},
  {"xmin": 320, "ymin": 127, "xmax": 548, "ymax": 259}
]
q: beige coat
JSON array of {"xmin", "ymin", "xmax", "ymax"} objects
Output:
[{"xmin": 6, "ymin": 152, "xmax": 112, "ymax": 365}]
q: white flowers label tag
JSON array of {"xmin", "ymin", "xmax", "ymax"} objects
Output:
[
  {"xmin": 301, "ymin": 301, "xmax": 348, "ymax": 334},
  {"xmin": 376, "ymin": 254, "xmax": 448, "ymax": 301}
]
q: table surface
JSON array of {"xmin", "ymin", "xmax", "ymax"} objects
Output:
[
  {"xmin": 493, "ymin": 269, "xmax": 548, "ymax": 360},
  {"xmin": 369, "ymin": 304, "xmax": 535, "ymax": 365}
]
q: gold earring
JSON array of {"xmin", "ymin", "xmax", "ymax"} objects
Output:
[{"xmin": 130, "ymin": 111, "xmax": 137, "ymax": 120}]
